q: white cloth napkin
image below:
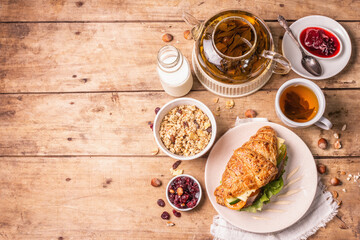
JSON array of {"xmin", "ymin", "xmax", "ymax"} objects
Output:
[{"xmin": 210, "ymin": 117, "xmax": 339, "ymax": 240}]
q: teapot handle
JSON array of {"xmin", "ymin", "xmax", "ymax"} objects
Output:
[
  {"xmin": 182, "ymin": 11, "xmax": 204, "ymax": 41},
  {"xmin": 261, "ymin": 50, "xmax": 292, "ymax": 75}
]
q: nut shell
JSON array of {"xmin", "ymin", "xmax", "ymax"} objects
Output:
[
  {"xmin": 183, "ymin": 30, "xmax": 192, "ymax": 40},
  {"xmin": 318, "ymin": 138, "xmax": 328, "ymax": 149},
  {"xmin": 330, "ymin": 177, "xmax": 341, "ymax": 186},
  {"xmin": 245, "ymin": 109, "xmax": 257, "ymax": 118},
  {"xmin": 334, "ymin": 140, "xmax": 342, "ymax": 149},
  {"xmin": 317, "ymin": 164, "xmax": 326, "ymax": 174},
  {"xmin": 151, "ymin": 178, "xmax": 162, "ymax": 187},
  {"xmin": 162, "ymin": 33, "xmax": 173, "ymax": 42}
]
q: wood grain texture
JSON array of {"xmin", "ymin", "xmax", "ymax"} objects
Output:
[
  {"xmin": 0, "ymin": 156, "xmax": 358, "ymax": 239},
  {"xmin": 0, "ymin": 22, "xmax": 358, "ymax": 93},
  {"xmin": 0, "ymin": 90, "xmax": 356, "ymax": 156},
  {"xmin": 0, "ymin": 0, "xmax": 360, "ymax": 22}
]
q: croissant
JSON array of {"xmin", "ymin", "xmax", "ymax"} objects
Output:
[{"xmin": 214, "ymin": 126, "xmax": 279, "ymax": 210}]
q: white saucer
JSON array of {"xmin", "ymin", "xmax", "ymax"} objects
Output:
[{"xmin": 282, "ymin": 15, "xmax": 352, "ymax": 80}]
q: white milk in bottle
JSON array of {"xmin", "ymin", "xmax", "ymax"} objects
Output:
[{"xmin": 157, "ymin": 45, "xmax": 193, "ymax": 97}]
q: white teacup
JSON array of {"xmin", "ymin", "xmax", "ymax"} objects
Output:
[{"xmin": 275, "ymin": 78, "xmax": 332, "ymax": 130}]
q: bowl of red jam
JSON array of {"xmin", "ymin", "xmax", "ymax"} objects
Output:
[
  {"xmin": 298, "ymin": 26, "xmax": 342, "ymax": 59},
  {"xmin": 166, "ymin": 174, "xmax": 202, "ymax": 212}
]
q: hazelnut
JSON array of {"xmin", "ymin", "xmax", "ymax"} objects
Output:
[
  {"xmin": 318, "ymin": 138, "xmax": 328, "ymax": 149},
  {"xmin": 177, "ymin": 187, "xmax": 183, "ymax": 196},
  {"xmin": 334, "ymin": 140, "xmax": 342, "ymax": 149},
  {"xmin": 151, "ymin": 178, "xmax": 162, "ymax": 187},
  {"xmin": 245, "ymin": 109, "xmax": 257, "ymax": 118},
  {"xmin": 162, "ymin": 33, "xmax": 173, "ymax": 42},
  {"xmin": 330, "ymin": 177, "xmax": 341, "ymax": 186},
  {"xmin": 317, "ymin": 164, "xmax": 326, "ymax": 174},
  {"xmin": 183, "ymin": 30, "xmax": 192, "ymax": 40}
]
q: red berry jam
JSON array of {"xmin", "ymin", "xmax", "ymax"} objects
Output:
[
  {"xmin": 168, "ymin": 176, "xmax": 200, "ymax": 209},
  {"xmin": 299, "ymin": 27, "xmax": 340, "ymax": 58}
]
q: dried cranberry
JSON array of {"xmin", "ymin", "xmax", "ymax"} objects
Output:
[
  {"xmin": 157, "ymin": 199, "xmax": 165, "ymax": 207},
  {"xmin": 183, "ymin": 121, "xmax": 188, "ymax": 128},
  {"xmin": 155, "ymin": 107, "xmax": 160, "ymax": 114},
  {"xmin": 180, "ymin": 194, "xmax": 189, "ymax": 203},
  {"xmin": 206, "ymin": 127, "xmax": 212, "ymax": 133},
  {"xmin": 169, "ymin": 193, "xmax": 175, "ymax": 202},
  {"xmin": 149, "ymin": 123, "xmax": 153, "ymax": 130},
  {"xmin": 186, "ymin": 198, "xmax": 197, "ymax": 208},
  {"xmin": 161, "ymin": 211, "xmax": 170, "ymax": 220},
  {"xmin": 173, "ymin": 209, "xmax": 181, "ymax": 217},
  {"xmin": 172, "ymin": 160, "xmax": 182, "ymax": 170},
  {"xmin": 177, "ymin": 109, "xmax": 182, "ymax": 114}
]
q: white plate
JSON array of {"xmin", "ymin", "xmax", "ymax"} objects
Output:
[
  {"xmin": 282, "ymin": 15, "xmax": 352, "ymax": 80},
  {"xmin": 205, "ymin": 122, "xmax": 317, "ymax": 233}
]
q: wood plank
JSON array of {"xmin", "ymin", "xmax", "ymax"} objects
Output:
[
  {"xmin": 0, "ymin": 156, "xmax": 358, "ymax": 239},
  {"xmin": 1, "ymin": 0, "xmax": 360, "ymax": 22},
  {"xmin": 0, "ymin": 90, "xmax": 357, "ymax": 156},
  {"xmin": 0, "ymin": 22, "xmax": 358, "ymax": 93}
]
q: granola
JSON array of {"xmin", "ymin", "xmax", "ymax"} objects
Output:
[{"xmin": 159, "ymin": 105, "xmax": 212, "ymax": 156}]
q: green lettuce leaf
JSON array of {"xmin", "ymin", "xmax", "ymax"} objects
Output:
[{"xmin": 241, "ymin": 145, "xmax": 288, "ymax": 213}]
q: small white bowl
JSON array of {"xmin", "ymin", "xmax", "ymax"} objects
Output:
[
  {"xmin": 297, "ymin": 26, "xmax": 342, "ymax": 59},
  {"xmin": 166, "ymin": 174, "xmax": 202, "ymax": 212},
  {"xmin": 153, "ymin": 97, "xmax": 217, "ymax": 160}
]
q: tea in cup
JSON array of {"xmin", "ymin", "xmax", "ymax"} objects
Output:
[{"xmin": 275, "ymin": 78, "xmax": 332, "ymax": 130}]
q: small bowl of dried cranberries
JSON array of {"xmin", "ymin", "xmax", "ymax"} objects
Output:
[{"xmin": 166, "ymin": 174, "xmax": 202, "ymax": 211}]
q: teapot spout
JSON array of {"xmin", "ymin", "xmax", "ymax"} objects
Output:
[{"xmin": 182, "ymin": 11, "xmax": 204, "ymax": 41}]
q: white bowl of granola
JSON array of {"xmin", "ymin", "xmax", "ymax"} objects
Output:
[{"xmin": 153, "ymin": 98, "xmax": 217, "ymax": 160}]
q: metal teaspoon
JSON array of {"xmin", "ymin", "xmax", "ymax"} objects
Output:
[{"xmin": 278, "ymin": 15, "xmax": 322, "ymax": 76}]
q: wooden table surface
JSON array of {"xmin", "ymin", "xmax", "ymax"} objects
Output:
[{"xmin": 1, "ymin": 1, "xmax": 359, "ymax": 239}]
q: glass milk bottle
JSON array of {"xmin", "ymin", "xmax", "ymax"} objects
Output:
[{"xmin": 157, "ymin": 45, "xmax": 193, "ymax": 97}]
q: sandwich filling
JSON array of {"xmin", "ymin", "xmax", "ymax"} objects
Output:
[{"xmin": 225, "ymin": 137, "xmax": 288, "ymax": 212}]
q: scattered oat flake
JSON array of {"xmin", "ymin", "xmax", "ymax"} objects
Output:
[
  {"xmin": 170, "ymin": 168, "xmax": 183, "ymax": 176},
  {"xmin": 214, "ymin": 112, "xmax": 220, "ymax": 116},
  {"xmin": 340, "ymin": 171, "xmax": 346, "ymax": 175},
  {"xmin": 346, "ymin": 177, "xmax": 351, "ymax": 181},
  {"xmin": 337, "ymin": 200, "xmax": 342, "ymax": 206},
  {"xmin": 334, "ymin": 133, "xmax": 339, "ymax": 139},
  {"xmin": 341, "ymin": 124, "xmax": 347, "ymax": 131},
  {"xmin": 151, "ymin": 148, "xmax": 159, "ymax": 155},
  {"xmin": 213, "ymin": 98, "xmax": 219, "ymax": 103},
  {"xmin": 166, "ymin": 221, "xmax": 175, "ymax": 227},
  {"xmin": 342, "ymin": 188, "xmax": 347, "ymax": 193},
  {"xmin": 216, "ymin": 106, "xmax": 220, "ymax": 111},
  {"xmin": 225, "ymin": 100, "xmax": 235, "ymax": 109}
]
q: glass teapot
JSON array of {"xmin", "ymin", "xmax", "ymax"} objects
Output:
[{"xmin": 183, "ymin": 10, "xmax": 291, "ymax": 97}]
